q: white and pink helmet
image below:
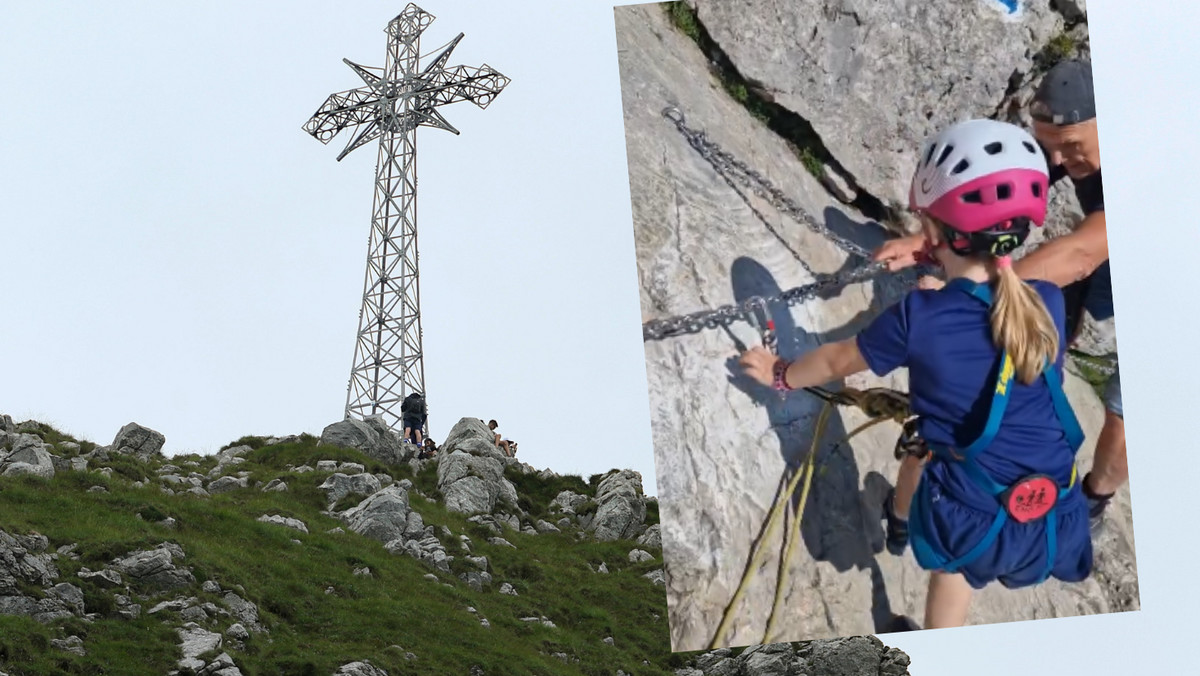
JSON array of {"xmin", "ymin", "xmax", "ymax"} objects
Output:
[{"xmin": 909, "ymin": 119, "xmax": 1050, "ymax": 234}]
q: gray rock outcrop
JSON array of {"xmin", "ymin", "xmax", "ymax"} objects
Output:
[
  {"xmin": 679, "ymin": 636, "xmax": 910, "ymax": 676},
  {"xmin": 320, "ymin": 472, "xmax": 383, "ymax": 507},
  {"xmin": 257, "ymin": 514, "xmax": 309, "ymax": 534},
  {"xmin": 334, "ymin": 662, "xmax": 389, "ymax": 676},
  {"xmin": 1, "ymin": 434, "xmax": 56, "ymax": 479},
  {"xmin": 587, "ymin": 470, "xmax": 647, "ymax": 541},
  {"xmin": 435, "ymin": 418, "xmax": 519, "ymax": 515},
  {"xmin": 109, "ymin": 422, "xmax": 166, "ymax": 462},
  {"xmin": 320, "ymin": 416, "xmax": 413, "ymax": 465},
  {"xmin": 339, "ymin": 484, "xmax": 413, "ymax": 545},
  {"xmin": 112, "ymin": 543, "xmax": 195, "ymax": 592},
  {"xmin": 0, "ymin": 531, "xmax": 58, "ymax": 592}
]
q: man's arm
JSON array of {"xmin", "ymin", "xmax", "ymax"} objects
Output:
[{"xmin": 1013, "ymin": 210, "xmax": 1108, "ymax": 286}]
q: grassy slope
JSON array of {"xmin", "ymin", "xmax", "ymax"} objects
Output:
[{"xmin": 0, "ymin": 427, "xmax": 678, "ymax": 676}]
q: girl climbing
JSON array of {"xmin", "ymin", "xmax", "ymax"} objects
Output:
[{"xmin": 739, "ymin": 118, "xmax": 1091, "ymax": 629}]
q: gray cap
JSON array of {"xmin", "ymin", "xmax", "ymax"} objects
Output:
[{"xmin": 1030, "ymin": 59, "xmax": 1096, "ymax": 125}]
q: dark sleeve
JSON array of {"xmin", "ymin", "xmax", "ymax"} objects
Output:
[
  {"xmin": 1077, "ymin": 171, "xmax": 1104, "ymax": 213},
  {"xmin": 855, "ymin": 294, "xmax": 913, "ymax": 377}
]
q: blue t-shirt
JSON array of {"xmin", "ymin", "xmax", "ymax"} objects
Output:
[{"xmin": 856, "ymin": 279, "xmax": 1077, "ymax": 494}]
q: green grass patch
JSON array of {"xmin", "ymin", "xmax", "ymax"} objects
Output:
[
  {"xmin": 0, "ymin": 436, "xmax": 677, "ymax": 676},
  {"xmin": 504, "ymin": 467, "xmax": 590, "ymax": 520}
]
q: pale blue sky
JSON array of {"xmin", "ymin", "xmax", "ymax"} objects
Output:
[{"xmin": 2, "ymin": 1, "xmax": 1198, "ymax": 673}]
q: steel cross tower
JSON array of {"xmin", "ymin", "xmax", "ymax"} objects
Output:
[{"xmin": 303, "ymin": 4, "xmax": 509, "ymax": 434}]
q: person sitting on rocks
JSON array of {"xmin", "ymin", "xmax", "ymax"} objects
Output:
[
  {"xmin": 401, "ymin": 392, "xmax": 427, "ymax": 446},
  {"xmin": 418, "ymin": 437, "xmax": 438, "ymax": 460},
  {"xmin": 741, "ymin": 119, "xmax": 1091, "ymax": 629},
  {"xmin": 873, "ymin": 59, "xmax": 1120, "ymax": 535},
  {"xmin": 487, "ymin": 420, "xmax": 513, "ymax": 457}
]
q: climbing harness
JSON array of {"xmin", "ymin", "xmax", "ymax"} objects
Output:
[{"xmin": 907, "ymin": 278, "xmax": 1086, "ymax": 583}]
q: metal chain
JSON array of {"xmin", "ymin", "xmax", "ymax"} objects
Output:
[
  {"xmin": 662, "ymin": 106, "xmax": 874, "ymax": 259},
  {"xmin": 644, "ymin": 106, "xmax": 906, "ymax": 342},
  {"xmin": 643, "ymin": 261, "xmax": 893, "ymax": 341}
]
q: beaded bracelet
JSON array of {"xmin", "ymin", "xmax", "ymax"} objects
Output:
[{"xmin": 772, "ymin": 359, "xmax": 795, "ymax": 392}]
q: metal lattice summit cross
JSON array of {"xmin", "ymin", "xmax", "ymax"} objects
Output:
[{"xmin": 303, "ymin": 4, "xmax": 510, "ymax": 435}]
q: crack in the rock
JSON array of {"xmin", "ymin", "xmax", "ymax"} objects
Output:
[{"xmin": 661, "ymin": 1, "xmax": 898, "ymax": 226}]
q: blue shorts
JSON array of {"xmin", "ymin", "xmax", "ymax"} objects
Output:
[
  {"xmin": 1083, "ymin": 261, "xmax": 1114, "ymax": 321},
  {"xmin": 403, "ymin": 419, "xmax": 423, "ymax": 434},
  {"xmin": 909, "ymin": 464, "xmax": 1093, "ymax": 590}
]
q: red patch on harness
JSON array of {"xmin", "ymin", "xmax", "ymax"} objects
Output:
[{"xmin": 1001, "ymin": 475, "xmax": 1058, "ymax": 523}]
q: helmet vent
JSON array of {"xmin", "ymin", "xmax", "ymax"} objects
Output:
[
  {"xmin": 1023, "ymin": 141, "xmax": 1037, "ymax": 154},
  {"xmin": 951, "ymin": 159, "xmax": 970, "ymax": 175},
  {"xmin": 984, "ymin": 142, "xmax": 1003, "ymax": 155},
  {"xmin": 961, "ymin": 190, "xmax": 982, "ymax": 204},
  {"xmin": 935, "ymin": 145, "xmax": 955, "ymax": 167},
  {"xmin": 1032, "ymin": 183, "xmax": 1043, "ymax": 198},
  {"xmin": 923, "ymin": 144, "xmax": 936, "ymax": 167},
  {"xmin": 997, "ymin": 184, "xmax": 1012, "ymax": 200}
]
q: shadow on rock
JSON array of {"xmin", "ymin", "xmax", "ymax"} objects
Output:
[{"xmin": 721, "ymin": 247, "xmax": 911, "ymax": 635}]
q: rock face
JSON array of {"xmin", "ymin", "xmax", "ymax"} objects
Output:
[
  {"xmin": 587, "ymin": 471, "xmax": 647, "ymax": 541},
  {"xmin": 110, "ymin": 422, "xmax": 166, "ymax": 462},
  {"xmin": 439, "ymin": 417, "xmax": 507, "ymax": 461},
  {"xmin": 320, "ymin": 473, "xmax": 383, "ymax": 507},
  {"xmin": 616, "ymin": 2, "xmax": 1135, "ymax": 652},
  {"xmin": 112, "ymin": 543, "xmax": 195, "ymax": 592},
  {"xmin": 340, "ymin": 484, "xmax": 413, "ymax": 545},
  {"xmin": 679, "ymin": 636, "xmax": 911, "ymax": 676},
  {"xmin": 0, "ymin": 434, "xmax": 56, "ymax": 478},
  {"xmin": 435, "ymin": 418, "xmax": 519, "ymax": 515},
  {"xmin": 320, "ymin": 416, "xmax": 414, "ymax": 465},
  {"xmin": 694, "ymin": 0, "xmax": 1063, "ymax": 207}
]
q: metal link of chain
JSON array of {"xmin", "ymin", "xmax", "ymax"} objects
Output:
[
  {"xmin": 643, "ymin": 260, "xmax": 892, "ymax": 341},
  {"xmin": 662, "ymin": 106, "xmax": 874, "ymax": 260},
  {"xmin": 644, "ymin": 106, "xmax": 901, "ymax": 342}
]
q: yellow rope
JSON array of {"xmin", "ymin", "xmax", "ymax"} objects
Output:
[
  {"xmin": 708, "ymin": 401, "xmax": 833, "ymax": 649},
  {"xmin": 762, "ymin": 402, "xmax": 831, "ymax": 643},
  {"xmin": 762, "ymin": 412, "xmax": 896, "ymax": 644},
  {"xmin": 708, "ymin": 387, "xmax": 914, "ymax": 649}
]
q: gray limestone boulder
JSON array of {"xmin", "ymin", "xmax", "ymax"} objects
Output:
[
  {"xmin": 333, "ymin": 662, "xmax": 389, "ymax": 676},
  {"xmin": 110, "ymin": 422, "xmax": 166, "ymax": 462},
  {"xmin": 439, "ymin": 417, "xmax": 508, "ymax": 461},
  {"xmin": 208, "ymin": 476, "xmax": 249, "ymax": 494},
  {"xmin": 1, "ymin": 434, "xmax": 56, "ymax": 479},
  {"xmin": 222, "ymin": 592, "xmax": 265, "ymax": 634},
  {"xmin": 319, "ymin": 473, "xmax": 383, "ymax": 508},
  {"xmin": 587, "ymin": 470, "xmax": 647, "ymax": 542},
  {"xmin": 112, "ymin": 543, "xmax": 194, "ymax": 592},
  {"xmin": 436, "ymin": 452, "xmax": 509, "ymax": 515},
  {"xmin": 0, "ymin": 530, "xmax": 59, "ymax": 593},
  {"xmin": 257, "ymin": 515, "xmax": 309, "ymax": 534},
  {"xmin": 339, "ymin": 484, "xmax": 412, "ymax": 545},
  {"xmin": 320, "ymin": 416, "xmax": 413, "ymax": 465}
]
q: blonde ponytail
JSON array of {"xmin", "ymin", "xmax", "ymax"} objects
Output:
[{"xmin": 990, "ymin": 261, "xmax": 1061, "ymax": 384}]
